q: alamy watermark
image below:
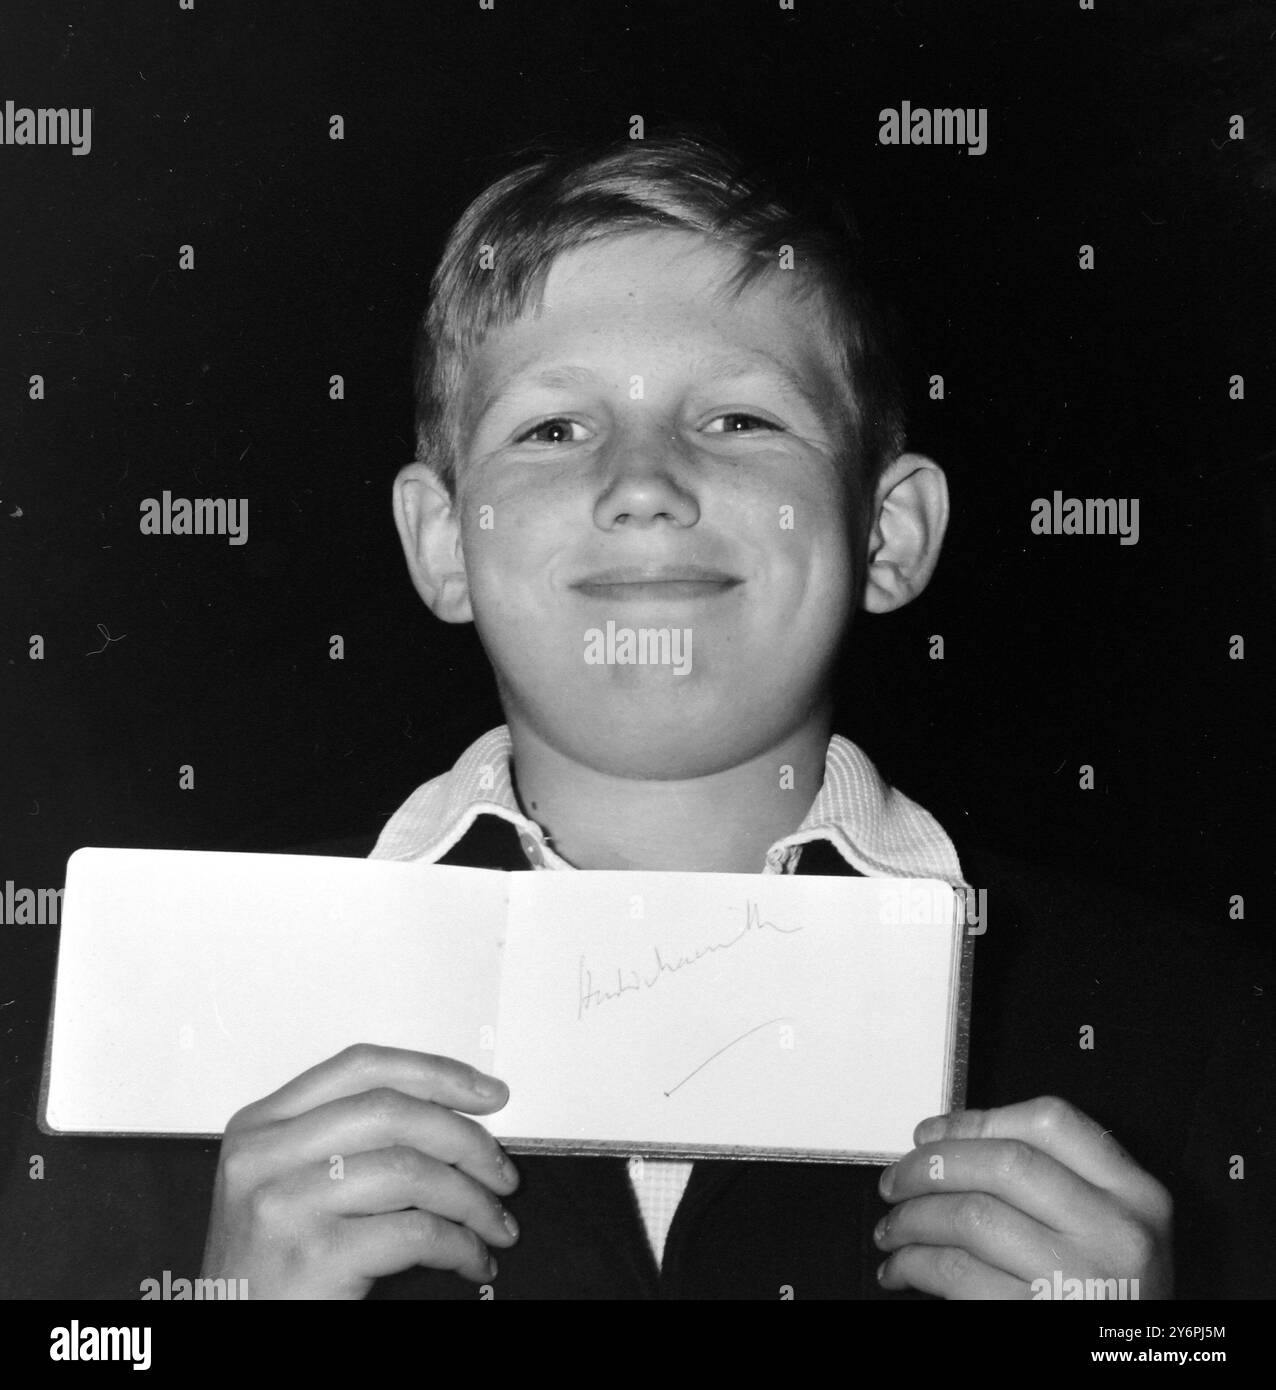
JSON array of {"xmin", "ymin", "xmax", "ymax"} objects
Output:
[
  {"xmin": 878, "ymin": 101, "xmax": 987, "ymax": 156},
  {"xmin": 1031, "ymin": 1270, "xmax": 1141, "ymax": 1300},
  {"xmin": 583, "ymin": 620, "xmax": 693, "ymax": 675},
  {"xmin": 139, "ymin": 1270, "xmax": 249, "ymax": 1300},
  {"xmin": 878, "ymin": 882, "xmax": 987, "ymax": 935},
  {"xmin": 139, "ymin": 491, "xmax": 249, "ymax": 546},
  {"xmin": 1, "ymin": 102, "xmax": 92, "ymax": 156},
  {"xmin": 1030, "ymin": 492, "xmax": 1139, "ymax": 545},
  {"xmin": 0, "ymin": 881, "xmax": 61, "ymax": 925},
  {"xmin": 49, "ymin": 1323, "xmax": 150, "ymax": 1370}
]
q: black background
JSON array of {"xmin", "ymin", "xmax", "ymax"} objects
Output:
[{"xmin": 1, "ymin": 0, "xmax": 1271, "ymax": 1088}]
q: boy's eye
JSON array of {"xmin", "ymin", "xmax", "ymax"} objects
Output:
[
  {"xmin": 704, "ymin": 413, "xmax": 780, "ymax": 434},
  {"xmin": 516, "ymin": 418, "xmax": 588, "ymax": 445}
]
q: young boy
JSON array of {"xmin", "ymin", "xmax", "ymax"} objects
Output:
[{"xmin": 197, "ymin": 135, "xmax": 1265, "ymax": 1300}]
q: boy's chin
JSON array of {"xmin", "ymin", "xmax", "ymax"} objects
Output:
[{"xmin": 523, "ymin": 699, "xmax": 790, "ymax": 782}]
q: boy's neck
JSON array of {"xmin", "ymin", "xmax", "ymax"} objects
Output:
[{"xmin": 503, "ymin": 715, "xmax": 834, "ymax": 873}]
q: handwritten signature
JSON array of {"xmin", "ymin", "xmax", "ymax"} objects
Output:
[{"xmin": 577, "ymin": 898, "xmax": 804, "ymax": 1020}]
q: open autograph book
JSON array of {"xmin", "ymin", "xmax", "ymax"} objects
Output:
[{"xmin": 42, "ymin": 848, "xmax": 973, "ymax": 1162}]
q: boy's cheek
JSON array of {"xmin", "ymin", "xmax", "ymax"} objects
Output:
[{"xmin": 457, "ymin": 472, "xmax": 578, "ymax": 551}]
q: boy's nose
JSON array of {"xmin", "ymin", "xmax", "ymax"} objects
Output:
[{"xmin": 593, "ymin": 434, "xmax": 700, "ymax": 530}]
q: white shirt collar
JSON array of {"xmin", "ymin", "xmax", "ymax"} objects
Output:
[{"xmin": 370, "ymin": 725, "xmax": 966, "ymax": 886}]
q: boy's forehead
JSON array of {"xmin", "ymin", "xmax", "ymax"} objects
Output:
[
  {"xmin": 465, "ymin": 229, "xmax": 847, "ymax": 411},
  {"xmin": 539, "ymin": 228, "xmax": 742, "ymax": 301}
]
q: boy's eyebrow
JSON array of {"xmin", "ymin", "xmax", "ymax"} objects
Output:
[
  {"xmin": 689, "ymin": 349, "xmax": 836, "ymax": 416},
  {"xmin": 474, "ymin": 364, "xmax": 600, "ymax": 422},
  {"xmin": 472, "ymin": 351, "xmax": 840, "ymax": 423}
]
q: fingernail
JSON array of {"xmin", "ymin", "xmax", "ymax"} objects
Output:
[
  {"xmin": 876, "ymin": 1259, "xmax": 887, "ymax": 1283},
  {"xmin": 472, "ymin": 1071, "xmax": 503, "ymax": 1099},
  {"xmin": 873, "ymin": 1215, "xmax": 889, "ymax": 1244},
  {"xmin": 487, "ymin": 1255, "xmax": 499, "ymax": 1279},
  {"xmin": 879, "ymin": 1163, "xmax": 896, "ymax": 1198},
  {"xmin": 501, "ymin": 1207, "xmax": 519, "ymax": 1240},
  {"xmin": 497, "ymin": 1149, "xmax": 518, "ymax": 1184}
]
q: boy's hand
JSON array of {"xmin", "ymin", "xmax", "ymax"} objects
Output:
[
  {"xmin": 200, "ymin": 1043, "xmax": 520, "ymax": 1299},
  {"xmin": 873, "ymin": 1096, "xmax": 1173, "ymax": 1299}
]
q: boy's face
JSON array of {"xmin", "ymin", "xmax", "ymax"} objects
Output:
[{"xmin": 445, "ymin": 229, "xmax": 860, "ymax": 779}]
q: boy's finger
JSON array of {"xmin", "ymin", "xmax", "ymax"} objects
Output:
[
  {"xmin": 878, "ymin": 1242, "xmax": 1030, "ymax": 1300},
  {"xmin": 910, "ymin": 1096, "xmax": 1163, "ymax": 1207},
  {"xmin": 338, "ymin": 1208, "xmax": 498, "ymax": 1287},
  {"xmin": 231, "ymin": 1088, "xmax": 518, "ymax": 1196},
  {"xmin": 232, "ymin": 1043, "xmax": 509, "ymax": 1127},
  {"xmin": 881, "ymin": 1135, "xmax": 1103, "ymax": 1235},
  {"xmin": 874, "ymin": 1190, "xmax": 1053, "ymax": 1285},
  {"xmin": 267, "ymin": 1147, "xmax": 519, "ymax": 1250}
]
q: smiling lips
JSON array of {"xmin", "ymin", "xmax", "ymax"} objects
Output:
[{"xmin": 572, "ymin": 566, "xmax": 742, "ymax": 601}]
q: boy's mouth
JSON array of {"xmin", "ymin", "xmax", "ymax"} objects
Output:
[{"xmin": 571, "ymin": 565, "xmax": 742, "ymax": 601}]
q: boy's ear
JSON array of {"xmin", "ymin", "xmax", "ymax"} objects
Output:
[
  {"xmin": 392, "ymin": 462, "xmax": 474, "ymax": 623},
  {"xmin": 861, "ymin": 452, "xmax": 950, "ymax": 614}
]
